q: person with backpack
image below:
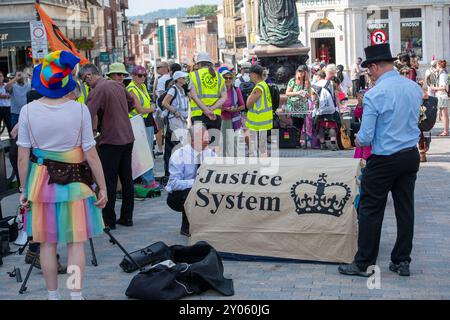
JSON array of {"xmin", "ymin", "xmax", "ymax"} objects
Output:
[
  {"xmin": 285, "ymin": 65, "xmax": 311, "ymax": 148},
  {"xmin": 161, "ymin": 71, "xmax": 190, "ymax": 177},
  {"xmin": 219, "ymin": 67, "xmax": 245, "ymax": 157},
  {"xmin": 311, "ymin": 64, "xmax": 341, "ymax": 151},
  {"xmin": 246, "ymin": 64, "xmax": 273, "ymax": 157},
  {"xmin": 127, "ymin": 66, "xmax": 159, "ymax": 190},
  {"xmin": 430, "ymin": 60, "xmax": 449, "ymax": 136}
]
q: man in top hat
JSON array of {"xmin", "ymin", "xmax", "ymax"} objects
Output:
[{"xmin": 338, "ymin": 43, "xmax": 423, "ymax": 277}]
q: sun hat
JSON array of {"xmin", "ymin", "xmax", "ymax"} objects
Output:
[
  {"xmin": 32, "ymin": 50, "xmax": 79, "ymax": 99},
  {"xmin": 241, "ymin": 61, "xmax": 252, "ymax": 69},
  {"xmin": 172, "ymin": 71, "xmax": 188, "ymax": 81},
  {"xmin": 195, "ymin": 52, "xmax": 213, "ymax": 64},
  {"xmin": 107, "ymin": 63, "xmax": 129, "ymax": 76},
  {"xmin": 132, "ymin": 65, "xmax": 147, "ymax": 76}
]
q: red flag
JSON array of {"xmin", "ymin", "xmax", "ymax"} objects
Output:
[{"xmin": 35, "ymin": 2, "xmax": 89, "ymax": 65}]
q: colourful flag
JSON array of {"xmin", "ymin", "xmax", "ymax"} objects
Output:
[{"xmin": 35, "ymin": 2, "xmax": 89, "ymax": 65}]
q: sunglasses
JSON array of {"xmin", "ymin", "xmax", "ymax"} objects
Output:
[
  {"xmin": 111, "ymin": 73, "xmax": 125, "ymax": 77},
  {"xmin": 136, "ymin": 74, "xmax": 146, "ymax": 78},
  {"xmin": 224, "ymin": 77, "xmax": 233, "ymax": 80}
]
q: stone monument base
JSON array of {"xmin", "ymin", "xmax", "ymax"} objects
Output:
[{"xmin": 250, "ymin": 44, "xmax": 310, "ymax": 94}]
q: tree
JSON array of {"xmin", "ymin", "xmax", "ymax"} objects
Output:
[{"xmin": 186, "ymin": 5, "xmax": 217, "ymax": 17}]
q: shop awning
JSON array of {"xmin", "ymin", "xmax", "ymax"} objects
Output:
[{"xmin": 0, "ymin": 22, "xmax": 31, "ymax": 48}]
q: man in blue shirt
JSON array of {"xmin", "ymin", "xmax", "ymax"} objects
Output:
[
  {"xmin": 5, "ymin": 70, "xmax": 31, "ymax": 127},
  {"xmin": 339, "ymin": 44, "xmax": 422, "ymax": 277}
]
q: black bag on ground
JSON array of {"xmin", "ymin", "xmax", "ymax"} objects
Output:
[
  {"xmin": 125, "ymin": 241, "xmax": 234, "ymax": 300},
  {"xmin": 0, "ymin": 216, "xmax": 19, "ymax": 243},
  {"xmin": 0, "ymin": 228, "xmax": 11, "ymax": 257},
  {"xmin": 119, "ymin": 241, "xmax": 170, "ymax": 273},
  {"xmin": 419, "ymin": 96, "xmax": 438, "ymax": 132}
]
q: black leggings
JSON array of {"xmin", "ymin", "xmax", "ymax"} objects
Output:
[{"xmin": 292, "ymin": 117, "xmax": 304, "ymax": 135}]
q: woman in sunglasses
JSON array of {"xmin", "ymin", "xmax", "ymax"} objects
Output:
[
  {"xmin": 127, "ymin": 66, "xmax": 159, "ymax": 189},
  {"xmin": 219, "ymin": 67, "xmax": 245, "ymax": 157}
]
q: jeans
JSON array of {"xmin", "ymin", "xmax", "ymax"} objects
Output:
[
  {"xmin": 141, "ymin": 126, "xmax": 155, "ymax": 185},
  {"xmin": 0, "ymin": 107, "xmax": 12, "ymax": 135},
  {"xmin": 10, "ymin": 113, "xmax": 19, "ymax": 128}
]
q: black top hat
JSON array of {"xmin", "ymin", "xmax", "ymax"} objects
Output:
[{"xmin": 361, "ymin": 43, "xmax": 397, "ymax": 68}]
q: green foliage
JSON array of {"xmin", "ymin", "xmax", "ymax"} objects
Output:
[{"xmin": 186, "ymin": 5, "xmax": 217, "ymax": 17}]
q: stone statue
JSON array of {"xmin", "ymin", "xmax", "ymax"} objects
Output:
[{"xmin": 258, "ymin": 0, "xmax": 300, "ymax": 47}]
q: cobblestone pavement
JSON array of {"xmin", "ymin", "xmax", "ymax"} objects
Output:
[{"xmin": 1, "ymin": 123, "xmax": 449, "ymax": 300}]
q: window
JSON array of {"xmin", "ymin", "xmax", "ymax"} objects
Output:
[
  {"xmin": 158, "ymin": 26, "xmax": 165, "ymax": 58},
  {"xmin": 166, "ymin": 25, "xmax": 177, "ymax": 59},
  {"xmin": 366, "ymin": 9, "xmax": 389, "ymax": 46},
  {"xmin": 367, "ymin": 9, "xmax": 389, "ymax": 20},
  {"xmin": 317, "ymin": 19, "xmax": 334, "ymax": 30},
  {"xmin": 400, "ymin": 9, "xmax": 423, "ymax": 59},
  {"xmin": 400, "ymin": 9, "xmax": 422, "ymax": 19}
]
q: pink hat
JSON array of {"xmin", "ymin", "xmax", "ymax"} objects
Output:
[{"xmin": 132, "ymin": 65, "xmax": 147, "ymax": 75}]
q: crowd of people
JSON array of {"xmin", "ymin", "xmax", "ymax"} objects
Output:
[{"xmin": 0, "ymin": 42, "xmax": 448, "ymax": 299}]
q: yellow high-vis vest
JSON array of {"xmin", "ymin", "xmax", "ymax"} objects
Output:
[
  {"xmin": 76, "ymin": 80, "xmax": 90, "ymax": 105},
  {"xmin": 127, "ymin": 81, "xmax": 151, "ymax": 118},
  {"xmin": 189, "ymin": 68, "xmax": 225, "ymax": 117},
  {"xmin": 246, "ymin": 81, "xmax": 273, "ymax": 131}
]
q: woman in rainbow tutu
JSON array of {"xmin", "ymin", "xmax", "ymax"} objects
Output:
[{"xmin": 17, "ymin": 51, "xmax": 107, "ymax": 300}]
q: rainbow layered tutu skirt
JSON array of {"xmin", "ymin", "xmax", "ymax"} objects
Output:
[{"xmin": 24, "ymin": 148, "xmax": 105, "ymax": 244}]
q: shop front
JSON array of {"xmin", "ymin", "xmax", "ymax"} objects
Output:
[
  {"xmin": 0, "ymin": 22, "xmax": 32, "ymax": 75},
  {"xmin": 298, "ymin": 1, "xmax": 450, "ymax": 71}
]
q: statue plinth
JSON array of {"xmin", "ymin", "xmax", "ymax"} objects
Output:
[
  {"xmin": 251, "ymin": 44, "xmax": 310, "ymax": 94},
  {"xmin": 250, "ymin": 44, "xmax": 310, "ymax": 58}
]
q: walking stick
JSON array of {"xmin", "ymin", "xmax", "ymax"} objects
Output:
[{"xmin": 19, "ymin": 247, "xmax": 39, "ymax": 294}]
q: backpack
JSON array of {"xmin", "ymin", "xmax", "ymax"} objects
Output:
[
  {"xmin": 419, "ymin": 96, "xmax": 438, "ymax": 132},
  {"xmin": 312, "ymin": 80, "xmax": 336, "ymax": 116},
  {"xmin": 157, "ymin": 85, "xmax": 178, "ymax": 110},
  {"xmin": 238, "ymin": 78, "xmax": 255, "ymax": 103},
  {"xmin": 268, "ymin": 83, "xmax": 280, "ymax": 112}
]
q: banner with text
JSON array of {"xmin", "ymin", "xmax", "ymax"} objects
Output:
[{"xmin": 185, "ymin": 158, "xmax": 361, "ymax": 263}]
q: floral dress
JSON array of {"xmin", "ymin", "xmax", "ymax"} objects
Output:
[{"xmin": 285, "ymin": 78, "xmax": 309, "ymax": 118}]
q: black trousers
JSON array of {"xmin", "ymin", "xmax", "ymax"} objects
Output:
[
  {"xmin": 166, "ymin": 189, "xmax": 191, "ymax": 233},
  {"xmin": 292, "ymin": 117, "xmax": 304, "ymax": 140},
  {"xmin": 98, "ymin": 143, "xmax": 134, "ymax": 227},
  {"xmin": 354, "ymin": 147, "xmax": 420, "ymax": 269},
  {"xmin": 352, "ymin": 79, "xmax": 360, "ymax": 97},
  {"xmin": 359, "ymin": 75, "xmax": 366, "ymax": 91},
  {"xmin": 0, "ymin": 107, "xmax": 12, "ymax": 136}
]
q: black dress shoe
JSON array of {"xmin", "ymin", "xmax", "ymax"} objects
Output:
[
  {"xmin": 389, "ymin": 261, "xmax": 410, "ymax": 276},
  {"xmin": 116, "ymin": 219, "xmax": 133, "ymax": 227},
  {"xmin": 105, "ymin": 224, "xmax": 116, "ymax": 230},
  {"xmin": 338, "ymin": 262, "xmax": 372, "ymax": 277}
]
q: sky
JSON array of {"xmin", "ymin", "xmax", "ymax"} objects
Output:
[{"xmin": 127, "ymin": 0, "xmax": 220, "ymax": 17}]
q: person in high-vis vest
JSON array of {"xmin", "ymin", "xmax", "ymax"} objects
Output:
[
  {"xmin": 127, "ymin": 65, "xmax": 159, "ymax": 189},
  {"xmin": 76, "ymin": 80, "xmax": 90, "ymax": 104},
  {"xmin": 246, "ymin": 64, "xmax": 273, "ymax": 157},
  {"xmin": 189, "ymin": 52, "xmax": 227, "ymax": 134}
]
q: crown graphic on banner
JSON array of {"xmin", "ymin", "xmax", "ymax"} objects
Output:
[{"xmin": 290, "ymin": 173, "xmax": 351, "ymax": 217}]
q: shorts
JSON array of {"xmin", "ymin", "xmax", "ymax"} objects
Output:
[
  {"xmin": 155, "ymin": 109, "xmax": 165, "ymax": 129},
  {"xmin": 437, "ymin": 96, "xmax": 449, "ymax": 109}
]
